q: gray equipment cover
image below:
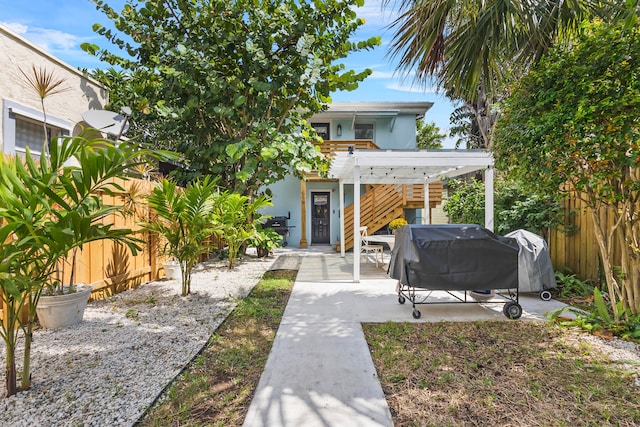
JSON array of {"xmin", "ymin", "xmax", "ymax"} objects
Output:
[
  {"xmin": 505, "ymin": 229, "xmax": 557, "ymax": 293},
  {"xmin": 388, "ymin": 224, "xmax": 519, "ymax": 291}
]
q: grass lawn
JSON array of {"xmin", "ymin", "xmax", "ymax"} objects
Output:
[
  {"xmin": 363, "ymin": 321, "xmax": 640, "ymax": 426},
  {"xmin": 138, "ymin": 269, "xmax": 296, "ymax": 427},
  {"xmin": 136, "ymin": 266, "xmax": 638, "ymax": 426}
]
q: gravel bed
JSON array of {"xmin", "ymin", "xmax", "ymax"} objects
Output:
[{"xmin": 0, "ymin": 255, "xmax": 275, "ymax": 427}]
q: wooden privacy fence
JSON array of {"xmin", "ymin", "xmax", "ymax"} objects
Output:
[
  {"xmin": 0, "ymin": 176, "xmax": 225, "ymax": 307},
  {"xmin": 548, "ymin": 194, "xmax": 626, "ymax": 283}
]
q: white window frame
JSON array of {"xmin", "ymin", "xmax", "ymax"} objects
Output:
[{"xmin": 3, "ymin": 99, "xmax": 72, "ymax": 155}]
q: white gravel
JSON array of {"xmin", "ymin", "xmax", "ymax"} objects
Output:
[{"xmin": 0, "ymin": 255, "xmax": 275, "ymax": 427}]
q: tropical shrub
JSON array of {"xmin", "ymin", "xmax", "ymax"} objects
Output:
[
  {"xmin": 494, "ymin": 20, "xmax": 640, "ymax": 319},
  {"xmin": 140, "ymin": 176, "xmax": 220, "ymax": 296},
  {"xmin": 0, "ymin": 133, "xmax": 151, "ymax": 397},
  {"xmin": 443, "ymin": 178, "xmax": 563, "ymax": 236},
  {"xmin": 217, "ymin": 193, "xmax": 273, "ymax": 268}
]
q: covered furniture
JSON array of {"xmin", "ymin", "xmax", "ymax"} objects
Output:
[
  {"xmin": 505, "ymin": 229, "xmax": 557, "ymax": 300},
  {"xmin": 389, "ymin": 224, "xmax": 522, "ymax": 319}
]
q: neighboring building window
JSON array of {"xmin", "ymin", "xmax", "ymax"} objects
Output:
[
  {"xmin": 15, "ymin": 117, "xmax": 66, "ymax": 154},
  {"xmin": 311, "ymin": 122, "xmax": 330, "ymax": 140},
  {"xmin": 354, "ymin": 123, "xmax": 374, "ymax": 140},
  {"xmin": 3, "ymin": 100, "xmax": 72, "ymax": 157}
]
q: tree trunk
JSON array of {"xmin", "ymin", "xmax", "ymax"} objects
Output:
[
  {"xmin": 3, "ymin": 299, "xmax": 18, "ymax": 397},
  {"xmin": 590, "ymin": 208, "xmax": 622, "ymax": 321},
  {"xmin": 21, "ymin": 329, "xmax": 32, "ymax": 391}
]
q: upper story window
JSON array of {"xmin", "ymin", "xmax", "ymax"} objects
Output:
[
  {"xmin": 354, "ymin": 123, "xmax": 374, "ymax": 140},
  {"xmin": 311, "ymin": 122, "xmax": 330, "ymax": 140}
]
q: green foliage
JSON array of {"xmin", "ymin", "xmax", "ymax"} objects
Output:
[
  {"xmin": 0, "ymin": 131, "xmax": 154, "ymax": 396},
  {"xmin": 443, "ymin": 178, "xmax": 563, "ymax": 235},
  {"xmin": 548, "ymin": 288, "xmax": 640, "ymax": 342},
  {"xmin": 217, "ymin": 193, "xmax": 273, "ymax": 268},
  {"xmin": 494, "ymin": 20, "xmax": 640, "ymax": 200},
  {"xmin": 443, "ymin": 179, "xmax": 485, "ymax": 226},
  {"xmin": 86, "ymin": 0, "xmax": 380, "ymax": 194},
  {"xmin": 251, "ymin": 225, "xmax": 283, "ymax": 258},
  {"xmin": 140, "ymin": 176, "xmax": 220, "ymax": 296},
  {"xmin": 494, "ymin": 20, "xmax": 640, "ymax": 317},
  {"xmin": 554, "ymin": 269, "xmax": 594, "ymax": 300},
  {"xmin": 416, "ymin": 120, "xmax": 444, "ymax": 149},
  {"xmin": 494, "ymin": 182, "xmax": 564, "ymax": 236}
]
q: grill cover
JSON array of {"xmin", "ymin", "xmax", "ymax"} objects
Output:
[
  {"xmin": 505, "ymin": 229, "xmax": 557, "ymax": 292},
  {"xmin": 388, "ymin": 224, "xmax": 519, "ymax": 291}
]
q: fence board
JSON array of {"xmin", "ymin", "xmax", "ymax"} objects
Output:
[{"xmin": 548, "ymin": 193, "xmax": 628, "ymax": 283}]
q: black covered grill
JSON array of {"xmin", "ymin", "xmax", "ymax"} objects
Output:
[
  {"xmin": 389, "ymin": 224, "xmax": 523, "ymax": 319},
  {"xmin": 264, "ymin": 216, "xmax": 292, "ymax": 246}
]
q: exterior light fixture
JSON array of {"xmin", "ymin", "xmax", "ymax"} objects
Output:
[{"xmin": 337, "ymin": 123, "xmax": 342, "ymax": 137}]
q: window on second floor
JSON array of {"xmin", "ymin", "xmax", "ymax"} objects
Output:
[
  {"xmin": 311, "ymin": 122, "xmax": 330, "ymax": 140},
  {"xmin": 354, "ymin": 123, "xmax": 374, "ymax": 140}
]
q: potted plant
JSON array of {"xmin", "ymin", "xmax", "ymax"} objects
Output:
[
  {"xmin": 389, "ymin": 217, "xmax": 408, "ymax": 233},
  {"xmin": 139, "ymin": 176, "xmax": 220, "ymax": 296},
  {"xmin": 216, "ymin": 193, "xmax": 274, "ymax": 268},
  {"xmin": 251, "ymin": 224, "xmax": 283, "ymax": 258},
  {"xmin": 0, "ymin": 132, "xmax": 153, "ymax": 396}
]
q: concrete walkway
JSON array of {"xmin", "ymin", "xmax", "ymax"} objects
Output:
[{"xmin": 243, "ymin": 249, "xmax": 568, "ymax": 427}]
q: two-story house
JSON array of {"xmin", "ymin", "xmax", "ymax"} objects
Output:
[{"xmin": 261, "ymin": 101, "xmax": 449, "ymax": 250}]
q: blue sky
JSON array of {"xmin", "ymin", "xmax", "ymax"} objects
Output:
[{"xmin": 1, "ymin": 0, "xmax": 457, "ymax": 147}]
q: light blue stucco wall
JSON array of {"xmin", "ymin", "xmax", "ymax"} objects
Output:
[
  {"xmin": 258, "ymin": 110, "xmax": 420, "ymax": 248},
  {"xmin": 262, "ymin": 176, "xmax": 351, "ymax": 247},
  {"xmin": 329, "ymin": 114, "xmax": 417, "ymax": 149}
]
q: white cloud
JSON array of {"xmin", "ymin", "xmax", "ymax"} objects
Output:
[
  {"xmin": 387, "ymin": 81, "xmax": 438, "ymax": 94},
  {"xmin": 1, "ymin": 22, "xmax": 80, "ymax": 53},
  {"xmin": 0, "ymin": 21, "xmax": 28, "ymax": 35},
  {"xmin": 29, "ymin": 28, "xmax": 79, "ymax": 52},
  {"xmin": 354, "ymin": 0, "xmax": 399, "ymax": 27},
  {"xmin": 370, "ymin": 70, "xmax": 395, "ymax": 79}
]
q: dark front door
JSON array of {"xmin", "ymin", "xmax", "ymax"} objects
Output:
[{"xmin": 311, "ymin": 192, "xmax": 330, "ymax": 244}]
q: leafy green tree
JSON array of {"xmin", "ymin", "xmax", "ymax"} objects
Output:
[
  {"xmin": 83, "ymin": 0, "xmax": 380, "ymax": 195},
  {"xmin": 493, "ymin": 20, "xmax": 640, "ymax": 319},
  {"xmin": 416, "ymin": 119, "xmax": 444, "ymax": 149},
  {"xmin": 448, "ymin": 101, "xmax": 482, "ymax": 149},
  {"xmin": 443, "ymin": 178, "xmax": 563, "ymax": 237},
  {"xmin": 443, "ymin": 179, "xmax": 485, "ymax": 226},
  {"xmin": 383, "ymin": 0, "xmax": 625, "ymax": 148}
]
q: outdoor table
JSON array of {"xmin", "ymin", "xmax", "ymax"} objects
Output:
[{"xmin": 363, "ymin": 234, "xmax": 396, "ymax": 259}]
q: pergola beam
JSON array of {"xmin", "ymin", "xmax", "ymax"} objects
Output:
[{"xmin": 330, "ymin": 149, "xmax": 495, "ymax": 282}]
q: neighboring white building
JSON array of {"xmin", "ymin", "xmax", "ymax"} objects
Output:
[{"xmin": 0, "ymin": 24, "xmax": 108, "ymax": 158}]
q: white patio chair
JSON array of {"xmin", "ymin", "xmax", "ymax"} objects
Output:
[{"xmin": 359, "ymin": 226, "xmax": 383, "ymax": 268}]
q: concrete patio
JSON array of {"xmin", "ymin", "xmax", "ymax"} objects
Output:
[{"xmin": 243, "ymin": 249, "xmax": 568, "ymax": 427}]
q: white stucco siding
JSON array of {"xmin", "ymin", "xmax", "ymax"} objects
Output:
[{"xmin": 0, "ymin": 25, "xmax": 108, "ymax": 152}]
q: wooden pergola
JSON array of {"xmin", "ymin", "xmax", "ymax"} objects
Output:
[{"xmin": 328, "ymin": 149, "xmax": 495, "ymax": 282}]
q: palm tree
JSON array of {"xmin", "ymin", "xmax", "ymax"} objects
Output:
[{"xmin": 383, "ymin": 0, "xmax": 623, "ymax": 147}]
